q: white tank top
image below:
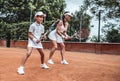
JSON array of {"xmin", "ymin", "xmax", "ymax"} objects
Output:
[{"xmin": 59, "ymin": 25, "xmax": 66, "ymax": 33}]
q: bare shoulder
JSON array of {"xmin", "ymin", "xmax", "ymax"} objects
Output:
[{"xmin": 65, "ymin": 22, "xmax": 69, "ymax": 28}]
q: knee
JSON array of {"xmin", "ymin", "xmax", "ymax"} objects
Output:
[
  {"xmin": 26, "ymin": 52, "xmax": 31, "ymax": 57},
  {"xmin": 62, "ymin": 45, "xmax": 65, "ymax": 49},
  {"xmin": 63, "ymin": 45, "xmax": 65, "ymax": 48},
  {"xmin": 55, "ymin": 46, "xmax": 58, "ymax": 49},
  {"xmin": 41, "ymin": 53, "xmax": 44, "ymax": 57},
  {"xmin": 52, "ymin": 46, "xmax": 57, "ymax": 50}
]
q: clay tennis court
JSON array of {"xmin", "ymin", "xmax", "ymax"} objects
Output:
[{"xmin": 0, "ymin": 47, "xmax": 120, "ymax": 81}]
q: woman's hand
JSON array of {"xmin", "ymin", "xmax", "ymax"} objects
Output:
[{"xmin": 64, "ymin": 36, "xmax": 71, "ymax": 40}]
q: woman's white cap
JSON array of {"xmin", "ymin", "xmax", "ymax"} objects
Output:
[
  {"xmin": 64, "ymin": 12, "xmax": 73, "ymax": 17},
  {"xmin": 35, "ymin": 11, "xmax": 46, "ymax": 17}
]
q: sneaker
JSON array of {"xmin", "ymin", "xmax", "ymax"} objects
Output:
[
  {"xmin": 17, "ymin": 66, "xmax": 24, "ymax": 75},
  {"xmin": 61, "ymin": 60, "xmax": 69, "ymax": 64},
  {"xmin": 41, "ymin": 63, "xmax": 49, "ymax": 69},
  {"xmin": 48, "ymin": 59, "xmax": 54, "ymax": 64}
]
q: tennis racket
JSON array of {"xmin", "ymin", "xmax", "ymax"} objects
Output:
[
  {"xmin": 32, "ymin": 29, "xmax": 49, "ymax": 43},
  {"xmin": 69, "ymin": 30, "xmax": 82, "ymax": 40},
  {"xmin": 34, "ymin": 20, "xmax": 59, "ymax": 41}
]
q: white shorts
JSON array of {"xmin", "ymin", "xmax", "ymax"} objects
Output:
[
  {"xmin": 48, "ymin": 30, "xmax": 64, "ymax": 43},
  {"xmin": 27, "ymin": 39, "xmax": 43, "ymax": 48}
]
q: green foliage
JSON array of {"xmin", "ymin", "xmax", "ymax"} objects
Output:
[
  {"xmin": 106, "ymin": 29, "xmax": 120, "ymax": 43},
  {"xmin": 67, "ymin": 10, "xmax": 91, "ymax": 42},
  {"xmin": 10, "ymin": 22, "xmax": 30, "ymax": 41},
  {"xmin": 0, "ymin": 21, "xmax": 6, "ymax": 39},
  {"xmin": 83, "ymin": 0, "xmax": 120, "ymax": 20},
  {"xmin": 102, "ymin": 22, "xmax": 120, "ymax": 43},
  {"xmin": 0, "ymin": 21, "xmax": 30, "ymax": 41},
  {"xmin": 0, "ymin": 0, "xmax": 66, "ymax": 23},
  {"xmin": 0, "ymin": 0, "xmax": 66, "ymax": 41},
  {"xmin": 0, "ymin": 0, "xmax": 92, "ymax": 42},
  {"xmin": 83, "ymin": 0, "xmax": 120, "ymax": 43},
  {"xmin": 90, "ymin": 35, "xmax": 98, "ymax": 42}
]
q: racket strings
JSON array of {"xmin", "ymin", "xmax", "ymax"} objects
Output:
[{"xmin": 70, "ymin": 30, "xmax": 82, "ymax": 40}]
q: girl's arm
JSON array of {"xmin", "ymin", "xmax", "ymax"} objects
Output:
[
  {"xmin": 28, "ymin": 32, "xmax": 40, "ymax": 43},
  {"xmin": 28, "ymin": 32, "xmax": 34, "ymax": 40}
]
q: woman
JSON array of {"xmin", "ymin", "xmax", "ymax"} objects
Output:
[{"xmin": 48, "ymin": 12, "xmax": 72, "ymax": 65}]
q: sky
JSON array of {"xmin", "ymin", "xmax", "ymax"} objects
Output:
[
  {"xmin": 65, "ymin": 0, "xmax": 83, "ymax": 13},
  {"xmin": 65, "ymin": 0, "xmax": 102, "ymax": 41}
]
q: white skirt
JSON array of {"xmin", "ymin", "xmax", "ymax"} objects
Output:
[
  {"xmin": 48, "ymin": 30, "xmax": 64, "ymax": 43},
  {"xmin": 27, "ymin": 39, "xmax": 43, "ymax": 48}
]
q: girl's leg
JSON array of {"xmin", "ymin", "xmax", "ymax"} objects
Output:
[
  {"xmin": 17, "ymin": 47, "xmax": 33, "ymax": 74},
  {"xmin": 20, "ymin": 47, "xmax": 33, "ymax": 66},
  {"xmin": 37, "ymin": 48, "xmax": 45, "ymax": 64},
  {"xmin": 37, "ymin": 48, "xmax": 49, "ymax": 69}
]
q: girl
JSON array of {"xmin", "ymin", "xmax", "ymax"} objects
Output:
[{"xmin": 17, "ymin": 11, "xmax": 49, "ymax": 75}]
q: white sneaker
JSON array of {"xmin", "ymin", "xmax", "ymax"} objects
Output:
[
  {"xmin": 48, "ymin": 59, "xmax": 54, "ymax": 64},
  {"xmin": 17, "ymin": 66, "xmax": 24, "ymax": 75},
  {"xmin": 61, "ymin": 60, "xmax": 69, "ymax": 64},
  {"xmin": 41, "ymin": 63, "xmax": 49, "ymax": 69}
]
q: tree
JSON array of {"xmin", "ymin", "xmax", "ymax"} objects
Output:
[
  {"xmin": 0, "ymin": 0, "xmax": 66, "ymax": 40},
  {"xmin": 83, "ymin": 0, "xmax": 120, "ymax": 20},
  {"xmin": 83, "ymin": 0, "xmax": 120, "ymax": 43},
  {"xmin": 102, "ymin": 22, "xmax": 120, "ymax": 43},
  {"xmin": 67, "ymin": 7, "xmax": 91, "ymax": 42},
  {"xmin": 0, "ymin": 0, "xmax": 66, "ymax": 23}
]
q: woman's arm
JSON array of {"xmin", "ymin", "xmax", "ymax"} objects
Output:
[
  {"xmin": 56, "ymin": 20, "xmax": 65, "ymax": 38},
  {"xmin": 56, "ymin": 25, "xmax": 64, "ymax": 38},
  {"xmin": 63, "ymin": 22, "xmax": 69, "ymax": 37}
]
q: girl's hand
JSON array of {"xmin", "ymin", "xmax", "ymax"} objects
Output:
[
  {"xmin": 33, "ymin": 38, "xmax": 38, "ymax": 43},
  {"xmin": 36, "ymin": 39, "xmax": 41, "ymax": 43},
  {"xmin": 42, "ymin": 35, "xmax": 47, "ymax": 39}
]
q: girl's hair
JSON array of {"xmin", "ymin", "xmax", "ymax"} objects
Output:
[{"xmin": 62, "ymin": 11, "xmax": 70, "ymax": 26}]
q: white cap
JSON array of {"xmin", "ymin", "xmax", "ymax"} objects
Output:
[
  {"xmin": 64, "ymin": 12, "xmax": 73, "ymax": 17},
  {"xmin": 35, "ymin": 11, "xmax": 46, "ymax": 17}
]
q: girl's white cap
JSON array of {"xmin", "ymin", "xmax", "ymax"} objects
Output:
[{"xmin": 35, "ymin": 11, "xmax": 46, "ymax": 17}]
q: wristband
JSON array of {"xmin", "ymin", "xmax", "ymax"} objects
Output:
[{"xmin": 33, "ymin": 38, "xmax": 37, "ymax": 42}]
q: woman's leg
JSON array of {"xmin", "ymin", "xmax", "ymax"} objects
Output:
[
  {"xmin": 58, "ymin": 43, "xmax": 68, "ymax": 64},
  {"xmin": 47, "ymin": 40, "xmax": 57, "ymax": 64},
  {"xmin": 48, "ymin": 40, "xmax": 58, "ymax": 59},
  {"xmin": 17, "ymin": 47, "xmax": 33, "ymax": 74},
  {"xmin": 58, "ymin": 43, "xmax": 65, "ymax": 61}
]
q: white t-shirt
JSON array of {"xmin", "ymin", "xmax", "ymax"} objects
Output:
[{"xmin": 28, "ymin": 22, "xmax": 44, "ymax": 48}]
